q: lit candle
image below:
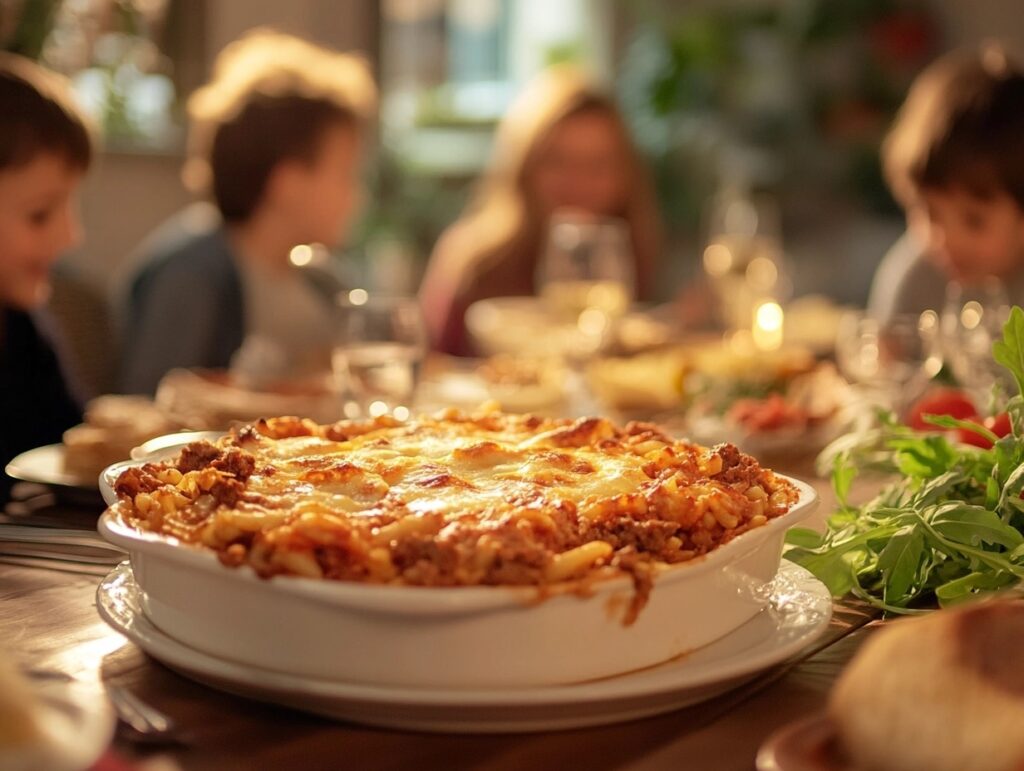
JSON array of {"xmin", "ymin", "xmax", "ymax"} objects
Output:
[{"xmin": 752, "ymin": 301, "xmax": 784, "ymax": 351}]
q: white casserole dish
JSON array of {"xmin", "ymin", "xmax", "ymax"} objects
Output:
[{"xmin": 98, "ymin": 456, "xmax": 817, "ymax": 689}]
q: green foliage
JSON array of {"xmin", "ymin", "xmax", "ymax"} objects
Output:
[
  {"xmin": 786, "ymin": 308, "xmax": 1024, "ymax": 613},
  {"xmin": 1, "ymin": 0, "xmax": 61, "ymax": 59}
]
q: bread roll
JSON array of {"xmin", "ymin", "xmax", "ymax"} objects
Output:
[{"xmin": 830, "ymin": 599, "xmax": 1024, "ymax": 771}]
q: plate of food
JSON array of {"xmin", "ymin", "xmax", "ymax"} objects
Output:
[
  {"xmin": 97, "ymin": 408, "xmax": 818, "ymax": 691},
  {"xmin": 5, "ymin": 445, "xmax": 94, "ymax": 491},
  {"xmin": 418, "ymin": 355, "xmax": 567, "ymax": 415},
  {"xmin": 684, "ymin": 359, "xmax": 854, "ymax": 457},
  {"xmin": 6, "ymin": 395, "xmax": 186, "ymax": 492}
]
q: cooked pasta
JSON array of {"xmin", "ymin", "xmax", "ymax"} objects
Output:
[{"xmin": 109, "ymin": 408, "xmax": 798, "ymax": 619}]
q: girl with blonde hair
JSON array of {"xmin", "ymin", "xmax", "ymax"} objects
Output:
[{"xmin": 419, "ymin": 66, "xmax": 662, "ymax": 356}]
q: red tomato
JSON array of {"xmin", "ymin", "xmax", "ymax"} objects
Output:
[
  {"xmin": 905, "ymin": 388, "xmax": 977, "ymax": 431},
  {"xmin": 985, "ymin": 412, "xmax": 1012, "ymax": 438},
  {"xmin": 956, "ymin": 419, "xmax": 992, "ymax": 448}
]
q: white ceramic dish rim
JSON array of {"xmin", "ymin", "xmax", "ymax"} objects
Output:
[
  {"xmin": 96, "ymin": 559, "xmax": 833, "ymax": 705},
  {"xmin": 98, "ymin": 454, "xmax": 817, "ymax": 617}
]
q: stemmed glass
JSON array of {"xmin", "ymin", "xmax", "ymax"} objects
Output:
[
  {"xmin": 702, "ymin": 189, "xmax": 790, "ymax": 332},
  {"xmin": 941, "ymin": 278, "xmax": 1013, "ymax": 408},
  {"xmin": 835, "ymin": 310, "xmax": 943, "ymax": 414},
  {"xmin": 536, "ymin": 211, "xmax": 635, "ymax": 358},
  {"xmin": 332, "ymin": 291, "xmax": 428, "ymax": 420}
]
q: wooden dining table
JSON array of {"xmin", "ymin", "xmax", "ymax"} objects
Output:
[{"xmin": 0, "ymin": 451, "xmax": 882, "ymax": 771}]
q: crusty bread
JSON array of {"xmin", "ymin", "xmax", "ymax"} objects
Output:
[
  {"xmin": 830, "ymin": 599, "xmax": 1024, "ymax": 771},
  {"xmin": 63, "ymin": 395, "xmax": 178, "ymax": 477}
]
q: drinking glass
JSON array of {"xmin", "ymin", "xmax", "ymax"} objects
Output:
[
  {"xmin": 536, "ymin": 211, "xmax": 634, "ymax": 357},
  {"xmin": 702, "ymin": 189, "xmax": 790, "ymax": 332},
  {"xmin": 941, "ymin": 278, "xmax": 1013, "ymax": 407},
  {"xmin": 333, "ymin": 291, "xmax": 427, "ymax": 420},
  {"xmin": 835, "ymin": 310, "xmax": 943, "ymax": 412}
]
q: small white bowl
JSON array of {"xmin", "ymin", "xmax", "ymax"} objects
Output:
[{"xmin": 98, "ymin": 455, "xmax": 817, "ymax": 689}]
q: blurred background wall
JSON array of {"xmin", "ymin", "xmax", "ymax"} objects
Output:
[{"xmin": 3, "ymin": 0, "xmax": 1024, "ymax": 393}]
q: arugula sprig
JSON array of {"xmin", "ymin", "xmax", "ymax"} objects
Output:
[{"xmin": 785, "ymin": 307, "xmax": 1024, "ymax": 612}]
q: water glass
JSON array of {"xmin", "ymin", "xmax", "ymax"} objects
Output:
[
  {"xmin": 835, "ymin": 310, "xmax": 942, "ymax": 411},
  {"xmin": 333, "ymin": 291, "xmax": 427, "ymax": 420},
  {"xmin": 941, "ymin": 278, "xmax": 1013, "ymax": 406},
  {"xmin": 702, "ymin": 190, "xmax": 790, "ymax": 331},
  {"xmin": 536, "ymin": 211, "xmax": 634, "ymax": 357}
]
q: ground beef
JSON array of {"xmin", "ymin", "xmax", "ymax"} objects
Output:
[
  {"xmin": 113, "ymin": 465, "xmax": 163, "ymax": 499},
  {"xmin": 584, "ymin": 516, "xmax": 681, "ymax": 555},
  {"xmin": 176, "ymin": 441, "xmax": 222, "ymax": 473},
  {"xmin": 211, "ymin": 448, "xmax": 256, "ymax": 481},
  {"xmin": 712, "ymin": 442, "xmax": 759, "ymax": 485}
]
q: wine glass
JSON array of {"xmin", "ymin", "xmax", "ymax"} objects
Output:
[
  {"xmin": 835, "ymin": 310, "xmax": 943, "ymax": 413},
  {"xmin": 941, "ymin": 278, "xmax": 1013, "ymax": 407},
  {"xmin": 333, "ymin": 291, "xmax": 428, "ymax": 421},
  {"xmin": 702, "ymin": 189, "xmax": 790, "ymax": 332},
  {"xmin": 536, "ymin": 211, "xmax": 634, "ymax": 358}
]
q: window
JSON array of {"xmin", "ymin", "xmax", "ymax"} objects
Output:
[
  {"xmin": 3, "ymin": 0, "xmax": 200, "ymax": 152},
  {"xmin": 380, "ymin": 0, "xmax": 611, "ymax": 171}
]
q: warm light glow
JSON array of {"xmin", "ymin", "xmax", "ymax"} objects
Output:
[
  {"xmin": 919, "ymin": 310, "xmax": 942, "ymax": 377},
  {"xmin": 51, "ymin": 629, "xmax": 129, "ymax": 678},
  {"xmin": 578, "ymin": 307, "xmax": 609, "ymax": 337},
  {"xmin": 919, "ymin": 309, "xmax": 938, "ymax": 333},
  {"xmin": 289, "ymin": 244, "xmax": 313, "ymax": 266},
  {"xmin": 746, "ymin": 256, "xmax": 778, "ymax": 290},
  {"xmin": 703, "ymin": 243, "xmax": 732, "ymax": 276},
  {"xmin": 752, "ymin": 301, "xmax": 784, "ymax": 351},
  {"xmin": 729, "ymin": 329, "xmax": 755, "ymax": 355},
  {"xmin": 393, "ymin": 405, "xmax": 410, "ymax": 421},
  {"xmin": 368, "ymin": 400, "xmax": 389, "ymax": 417},
  {"xmin": 348, "ymin": 288, "xmax": 369, "ymax": 306},
  {"xmin": 961, "ymin": 301, "xmax": 983, "ymax": 330}
]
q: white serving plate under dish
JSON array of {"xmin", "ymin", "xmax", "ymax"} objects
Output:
[
  {"xmin": 97, "ymin": 559, "xmax": 831, "ymax": 732},
  {"xmin": 98, "ymin": 446, "xmax": 818, "ymax": 689}
]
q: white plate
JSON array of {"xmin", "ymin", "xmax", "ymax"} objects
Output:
[
  {"xmin": 5, "ymin": 445, "xmax": 95, "ymax": 490},
  {"xmin": 96, "ymin": 559, "xmax": 832, "ymax": 733}
]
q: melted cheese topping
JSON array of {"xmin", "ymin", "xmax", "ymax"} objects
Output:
[
  {"xmin": 111, "ymin": 410, "xmax": 797, "ymax": 592},
  {"xmin": 245, "ymin": 432, "xmax": 648, "ymax": 518}
]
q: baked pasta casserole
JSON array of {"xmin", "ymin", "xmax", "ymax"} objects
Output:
[{"xmin": 110, "ymin": 409, "xmax": 798, "ymax": 620}]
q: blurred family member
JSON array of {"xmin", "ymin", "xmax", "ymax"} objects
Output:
[
  {"xmin": 419, "ymin": 66, "xmax": 662, "ymax": 356},
  {"xmin": 119, "ymin": 30, "xmax": 375, "ymax": 394},
  {"xmin": 868, "ymin": 44, "xmax": 1024, "ymax": 321},
  {"xmin": 0, "ymin": 54, "xmax": 90, "ymax": 501}
]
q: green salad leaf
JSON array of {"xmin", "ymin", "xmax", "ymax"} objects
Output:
[
  {"xmin": 993, "ymin": 306, "xmax": 1024, "ymax": 396},
  {"xmin": 785, "ymin": 307, "xmax": 1024, "ymax": 612}
]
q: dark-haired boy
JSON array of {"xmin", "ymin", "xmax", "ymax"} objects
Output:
[
  {"xmin": 0, "ymin": 53, "xmax": 91, "ymax": 501},
  {"xmin": 869, "ymin": 45, "xmax": 1024, "ymax": 320}
]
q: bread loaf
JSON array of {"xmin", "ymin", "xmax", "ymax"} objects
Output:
[{"xmin": 830, "ymin": 599, "xmax": 1024, "ymax": 771}]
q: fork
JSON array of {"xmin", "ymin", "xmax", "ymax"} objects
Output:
[{"xmin": 107, "ymin": 685, "xmax": 187, "ymax": 745}]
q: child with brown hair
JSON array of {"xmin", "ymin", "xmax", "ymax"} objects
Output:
[
  {"xmin": 119, "ymin": 30, "xmax": 375, "ymax": 394},
  {"xmin": 0, "ymin": 53, "xmax": 91, "ymax": 501},
  {"xmin": 868, "ymin": 44, "xmax": 1024, "ymax": 321}
]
